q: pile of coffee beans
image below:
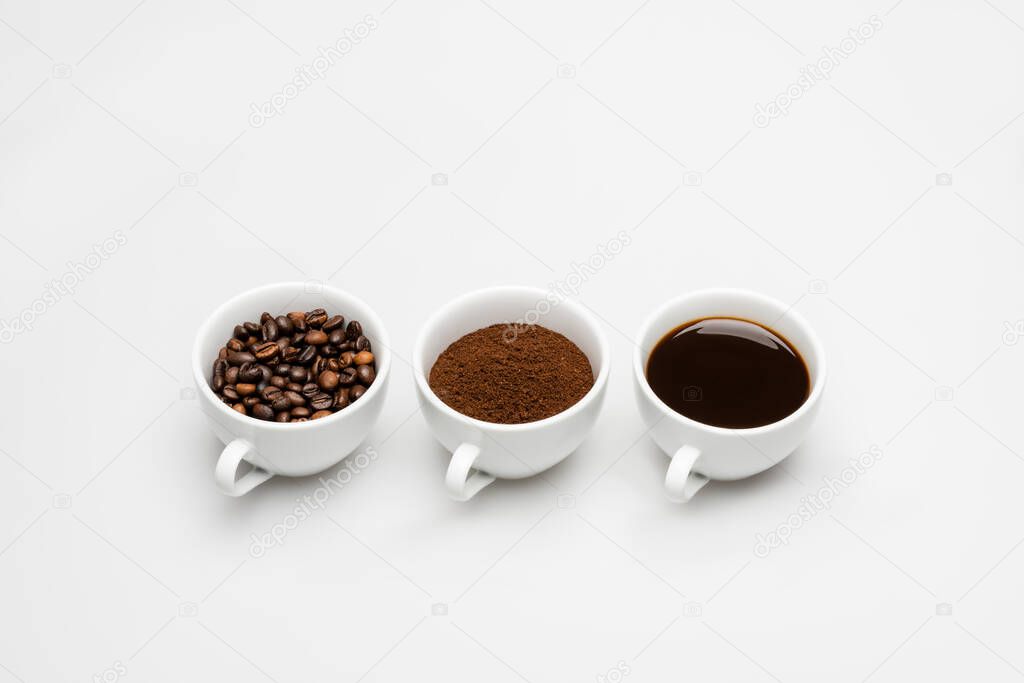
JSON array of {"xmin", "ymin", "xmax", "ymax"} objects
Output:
[{"xmin": 210, "ymin": 309, "xmax": 377, "ymax": 422}]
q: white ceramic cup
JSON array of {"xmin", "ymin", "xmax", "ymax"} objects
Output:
[
  {"xmin": 633, "ymin": 289, "xmax": 826, "ymax": 503},
  {"xmin": 192, "ymin": 282, "xmax": 391, "ymax": 496},
  {"xmin": 414, "ymin": 286, "xmax": 610, "ymax": 501}
]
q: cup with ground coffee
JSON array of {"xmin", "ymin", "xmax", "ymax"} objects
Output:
[
  {"xmin": 192, "ymin": 282, "xmax": 391, "ymax": 496},
  {"xmin": 633, "ymin": 289, "xmax": 826, "ymax": 503},
  {"xmin": 414, "ymin": 286, "xmax": 610, "ymax": 501}
]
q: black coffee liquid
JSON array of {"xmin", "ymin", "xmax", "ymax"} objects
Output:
[{"xmin": 646, "ymin": 317, "xmax": 809, "ymax": 429}]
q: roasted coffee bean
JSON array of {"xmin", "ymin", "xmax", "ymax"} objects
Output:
[
  {"xmin": 270, "ymin": 375, "xmax": 287, "ymax": 389},
  {"xmin": 238, "ymin": 362, "xmax": 261, "ymax": 383},
  {"xmin": 226, "ymin": 338, "xmax": 245, "ymax": 352},
  {"xmin": 243, "ymin": 396, "xmax": 261, "ymax": 408},
  {"xmin": 328, "ymin": 329, "xmax": 346, "ymax": 346},
  {"xmin": 227, "ymin": 350, "xmax": 255, "ymax": 366},
  {"xmin": 339, "ymin": 340, "xmax": 355, "ymax": 352},
  {"xmin": 305, "ymin": 330, "xmax": 328, "ymax": 345},
  {"xmin": 283, "ymin": 390, "xmax": 306, "ymax": 407},
  {"xmin": 223, "ymin": 386, "xmax": 239, "ymax": 400},
  {"xmin": 356, "ymin": 364, "xmax": 375, "ymax": 385},
  {"xmin": 261, "ymin": 386, "xmax": 282, "ymax": 401},
  {"xmin": 291, "ymin": 417, "xmax": 309, "ymax": 423},
  {"xmin": 272, "ymin": 396, "xmax": 292, "ymax": 412},
  {"xmin": 254, "ymin": 341, "xmax": 279, "ymax": 361},
  {"xmin": 276, "ymin": 337, "xmax": 291, "ymax": 353},
  {"xmin": 218, "ymin": 347, "xmax": 228, "ymax": 359},
  {"xmin": 318, "ymin": 370, "xmax": 339, "ymax": 391},
  {"xmin": 291, "ymin": 406, "xmax": 310, "ymax": 418},
  {"xmin": 289, "ymin": 366, "xmax": 308, "ymax": 383},
  {"xmin": 354, "ymin": 351, "xmax": 374, "ymax": 366},
  {"xmin": 286, "ymin": 382, "xmax": 303, "ymax": 393},
  {"xmin": 225, "ymin": 366, "xmax": 240, "ymax": 384},
  {"xmin": 325, "ymin": 358, "xmax": 342, "ymax": 373},
  {"xmin": 334, "ymin": 390, "xmax": 350, "ymax": 410},
  {"xmin": 320, "ymin": 345, "xmax": 339, "ymax": 358},
  {"xmin": 338, "ymin": 367, "xmax": 358, "ymax": 386},
  {"xmin": 260, "ymin": 312, "xmax": 272, "ymax": 323},
  {"xmin": 274, "ymin": 364, "xmax": 291, "ymax": 377},
  {"xmin": 339, "ymin": 352, "xmax": 355, "ymax": 368},
  {"xmin": 346, "ymin": 320, "xmax": 362, "ymax": 340},
  {"xmin": 243, "ymin": 321, "xmax": 260, "ymax": 335},
  {"xmin": 236, "ymin": 383, "xmax": 257, "ymax": 396},
  {"xmin": 233, "ymin": 403, "xmax": 247, "ymax": 414},
  {"xmin": 293, "ymin": 316, "xmax": 308, "ymax": 333},
  {"xmin": 311, "ymin": 410, "xmax": 333, "ymax": 420},
  {"xmin": 275, "ymin": 314, "xmax": 293, "ymax": 335},
  {"xmin": 283, "ymin": 346, "xmax": 300, "ymax": 362},
  {"xmin": 306, "ymin": 308, "xmax": 328, "ymax": 327},
  {"xmin": 252, "ymin": 403, "xmax": 274, "ymax": 420},
  {"xmin": 213, "ymin": 358, "xmax": 228, "ymax": 376},
  {"xmin": 212, "ymin": 375, "xmax": 226, "ymax": 391},
  {"xmin": 261, "ymin": 318, "xmax": 279, "ymax": 342},
  {"xmin": 322, "ymin": 315, "xmax": 345, "ymax": 332},
  {"xmin": 275, "ymin": 411, "xmax": 290, "ymax": 423},
  {"xmin": 350, "ymin": 385, "xmax": 366, "ymax": 402},
  {"xmin": 310, "ymin": 392, "xmax": 333, "ymax": 410},
  {"xmin": 355, "ymin": 335, "xmax": 371, "ymax": 352},
  {"xmin": 233, "ymin": 325, "xmax": 248, "ymax": 340},
  {"xmin": 292, "ymin": 332, "xmax": 306, "ymax": 347},
  {"xmin": 296, "ymin": 345, "xmax": 316, "ymax": 365},
  {"xmin": 301, "ymin": 383, "xmax": 319, "ymax": 398}
]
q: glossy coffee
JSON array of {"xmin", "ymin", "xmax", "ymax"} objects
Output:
[{"xmin": 646, "ymin": 317, "xmax": 809, "ymax": 429}]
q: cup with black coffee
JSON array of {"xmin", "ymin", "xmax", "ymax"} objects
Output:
[
  {"xmin": 633, "ymin": 289, "xmax": 826, "ymax": 502},
  {"xmin": 414, "ymin": 286, "xmax": 610, "ymax": 501}
]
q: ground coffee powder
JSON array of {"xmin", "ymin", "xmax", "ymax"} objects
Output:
[{"xmin": 428, "ymin": 324, "xmax": 594, "ymax": 424}]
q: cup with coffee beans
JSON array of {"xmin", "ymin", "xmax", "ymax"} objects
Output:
[
  {"xmin": 192, "ymin": 282, "xmax": 390, "ymax": 496},
  {"xmin": 413, "ymin": 286, "xmax": 610, "ymax": 501},
  {"xmin": 633, "ymin": 289, "xmax": 826, "ymax": 502}
]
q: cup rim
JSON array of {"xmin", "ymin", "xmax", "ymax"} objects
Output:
[
  {"xmin": 413, "ymin": 285, "xmax": 610, "ymax": 432},
  {"xmin": 191, "ymin": 281, "xmax": 391, "ymax": 432},
  {"xmin": 632, "ymin": 287, "xmax": 827, "ymax": 436}
]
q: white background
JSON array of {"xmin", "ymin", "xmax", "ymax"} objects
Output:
[{"xmin": 2, "ymin": 0, "xmax": 1024, "ymax": 681}]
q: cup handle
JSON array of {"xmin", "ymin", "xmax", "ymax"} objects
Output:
[
  {"xmin": 445, "ymin": 443, "xmax": 496, "ymax": 502},
  {"xmin": 215, "ymin": 438, "xmax": 274, "ymax": 496},
  {"xmin": 665, "ymin": 445, "xmax": 710, "ymax": 503}
]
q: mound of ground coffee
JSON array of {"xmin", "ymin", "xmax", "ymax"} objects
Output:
[{"xmin": 428, "ymin": 324, "xmax": 594, "ymax": 424}]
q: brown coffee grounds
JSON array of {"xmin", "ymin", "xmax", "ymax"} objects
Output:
[{"xmin": 428, "ymin": 324, "xmax": 594, "ymax": 424}]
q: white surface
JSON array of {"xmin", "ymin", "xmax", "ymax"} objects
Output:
[{"xmin": 2, "ymin": 1, "xmax": 1023, "ymax": 681}]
